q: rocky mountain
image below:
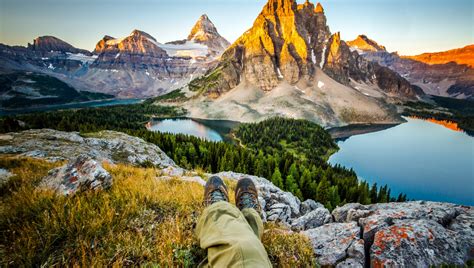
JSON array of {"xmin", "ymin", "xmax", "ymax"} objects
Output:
[
  {"xmin": 0, "ymin": 16, "xmax": 230, "ymax": 98},
  {"xmin": 27, "ymin": 36, "xmax": 92, "ymax": 55},
  {"xmin": 179, "ymin": 0, "xmax": 422, "ymax": 127},
  {"xmin": 347, "ymin": 36, "xmax": 474, "ymax": 99},
  {"xmin": 1, "ymin": 128, "xmax": 472, "ymax": 266}
]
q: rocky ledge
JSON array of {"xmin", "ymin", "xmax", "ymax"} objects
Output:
[
  {"xmin": 0, "ymin": 129, "xmax": 176, "ymax": 168},
  {"xmin": 1, "ymin": 129, "xmax": 472, "ymax": 267}
]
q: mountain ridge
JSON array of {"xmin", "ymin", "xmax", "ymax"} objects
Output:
[
  {"xmin": 346, "ymin": 35, "xmax": 474, "ymax": 99},
  {"xmin": 402, "ymin": 44, "xmax": 474, "ymax": 68}
]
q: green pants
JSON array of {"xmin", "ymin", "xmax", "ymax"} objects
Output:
[{"xmin": 196, "ymin": 201, "xmax": 272, "ymax": 267}]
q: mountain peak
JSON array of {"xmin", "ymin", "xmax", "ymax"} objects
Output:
[
  {"xmin": 262, "ymin": 0, "xmax": 297, "ymax": 16},
  {"xmin": 130, "ymin": 29, "xmax": 158, "ymax": 42},
  {"xmin": 199, "ymin": 14, "xmax": 210, "ymax": 21},
  {"xmin": 315, "ymin": 2, "xmax": 324, "ymax": 13},
  {"xmin": 28, "ymin": 35, "xmax": 91, "ymax": 55},
  {"xmin": 347, "ymin": 35, "xmax": 387, "ymax": 52},
  {"xmin": 93, "ymin": 29, "xmax": 166, "ymax": 58},
  {"xmin": 187, "ymin": 14, "xmax": 230, "ymax": 54},
  {"xmin": 188, "ymin": 14, "xmax": 219, "ymax": 41}
]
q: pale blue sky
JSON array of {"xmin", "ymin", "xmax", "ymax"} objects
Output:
[{"xmin": 0, "ymin": 0, "xmax": 472, "ymax": 55}]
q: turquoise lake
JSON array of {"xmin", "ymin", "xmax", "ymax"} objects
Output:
[
  {"xmin": 147, "ymin": 118, "xmax": 239, "ymax": 142},
  {"xmin": 328, "ymin": 117, "xmax": 474, "ymax": 206}
]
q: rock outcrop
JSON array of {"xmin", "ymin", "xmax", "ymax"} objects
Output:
[
  {"xmin": 333, "ymin": 202, "xmax": 474, "ymax": 267},
  {"xmin": 1, "ymin": 129, "xmax": 472, "ymax": 266},
  {"xmin": 303, "ymin": 222, "xmax": 365, "ymax": 267},
  {"xmin": 41, "ymin": 155, "xmax": 112, "ymax": 195},
  {"xmin": 0, "ymin": 129, "xmax": 176, "ymax": 168}
]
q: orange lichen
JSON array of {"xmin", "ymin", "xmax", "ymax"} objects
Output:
[
  {"xmin": 372, "ymin": 259, "xmax": 386, "ymax": 268},
  {"xmin": 373, "ymin": 225, "xmax": 414, "ymax": 252}
]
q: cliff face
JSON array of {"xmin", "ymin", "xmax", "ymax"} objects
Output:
[
  {"xmin": 92, "ymin": 30, "xmax": 169, "ymax": 68},
  {"xmin": 193, "ymin": 0, "xmax": 421, "ymax": 100},
  {"xmin": 1, "ymin": 129, "xmax": 472, "ymax": 267},
  {"xmin": 348, "ymin": 36, "xmax": 474, "ymax": 99}
]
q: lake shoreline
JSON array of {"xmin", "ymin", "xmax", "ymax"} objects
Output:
[{"xmin": 327, "ymin": 123, "xmax": 401, "ymax": 140}]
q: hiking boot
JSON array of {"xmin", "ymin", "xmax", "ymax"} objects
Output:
[
  {"xmin": 235, "ymin": 178, "xmax": 260, "ymax": 212},
  {"xmin": 204, "ymin": 176, "xmax": 229, "ymax": 206}
]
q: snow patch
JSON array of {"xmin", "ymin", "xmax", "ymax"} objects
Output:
[
  {"xmin": 66, "ymin": 53, "xmax": 98, "ymax": 64},
  {"xmin": 276, "ymin": 68, "xmax": 284, "ymax": 79},
  {"xmin": 311, "ymin": 49, "xmax": 316, "ymax": 64},
  {"xmin": 48, "ymin": 63, "xmax": 55, "ymax": 70},
  {"xmin": 320, "ymin": 44, "xmax": 327, "ymax": 68},
  {"xmin": 106, "ymin": 38, "xmax": 125, "ymax": 46},
  {"xmin": 158, "ymin": 41, "xmax": 208, "ymax": 58},
  {"xmin": 349, "ymin": 47, "xmax": 365, "ymax": 54}
]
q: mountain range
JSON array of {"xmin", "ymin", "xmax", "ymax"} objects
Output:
[
  {"xmin": 0, "ymin": 0, "xmax": 472, "ymax": 126},
  {"xmin": 0, "ymin": 14, "xmax": 229, "ymax": 99}
]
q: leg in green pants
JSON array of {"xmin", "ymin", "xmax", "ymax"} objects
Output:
[{"xmin": 196, "ymin": 201, "xmax": 272, "ymax": 267}]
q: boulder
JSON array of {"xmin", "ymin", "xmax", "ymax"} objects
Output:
[
  {"xmin": 332, "ymin": 203, "xmax": 366, "ymax": 222},
  {"xmin": 300, "ymin": 199, "xmax": 324, "ymax": 215},
  {"xmin": 291, "ymin": 207, "xmax": 332, "ymax": 231},
  {"xmin": 302, "ymin": 222, "xmax": 364, "ymax": 266},
  {"xmin": 371, "ymin": 219, "xmax": 468, "ymax": 267},
  {"xmin": 40, "ymin": 155, "xmax": 112, "ymax": 195},
  {"xmin": 330, "ymin": 201, "xmax": 474, "ymax": 267}
]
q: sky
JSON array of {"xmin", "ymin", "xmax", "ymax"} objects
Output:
[{"xmin": 0, "ymin": 0, "xmax": 472, "ymax": 55}]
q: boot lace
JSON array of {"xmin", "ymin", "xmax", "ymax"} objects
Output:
[
  {"xmin": 210, "ymin": 190, "xmax": 226, "ymax": 204},
  {"xmin": 239, "ymin": 192, "xmax": 258, "ymax": 210}
]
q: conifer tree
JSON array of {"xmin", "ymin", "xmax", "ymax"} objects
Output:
[{"xmin": 271, "ymin": 167, "xmax": 284, "ymax": 189}]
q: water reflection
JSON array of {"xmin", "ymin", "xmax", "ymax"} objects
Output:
[
  {"xmin": 147, "ymin": 118, "xmax": 223, "ymax": 142},
  {"xmin": 410, "ymin": 116, "xmax": 463, "ymax": 132}
]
